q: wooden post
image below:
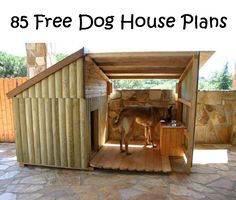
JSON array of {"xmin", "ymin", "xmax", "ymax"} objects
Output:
[
  {"xmin": 186, "ymin": 54, "xmax": 199, "ymax": 173},
  {"xmin": 176, "ymin": 82, "xmax": 182, "ymax": 121}
]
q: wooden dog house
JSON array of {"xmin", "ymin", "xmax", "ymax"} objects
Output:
[{"xmin": 7, "ymin": 48, "xmax": 213, "ymax": 173}]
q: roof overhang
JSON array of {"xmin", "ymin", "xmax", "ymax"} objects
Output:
[
  {"xmin": 88, "ymin": 51, "xmax": 214, "ymax": 79},
  {"xmin": 7, "ymin": 49, "xmax": 214, "ymax": 98}
]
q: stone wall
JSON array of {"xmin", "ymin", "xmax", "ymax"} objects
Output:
[
  {"xmin": 195, "ymin": 91, "xmax": 236, "ymax": 144},
  {"xmin": 25, "ymin": 43, "xmax": 56, "ymax": 78},
  {"xmin": 108, "ymin": 90, "xmax": 176, "ymax": 140},
  {"xmin": 108, "ymin": 90, "xmax": 236, "ymax": 145}
]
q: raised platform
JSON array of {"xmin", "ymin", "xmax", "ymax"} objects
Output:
[{"xmin": 90, "ymin": 142, "xmax": 171, "ymax": 173}]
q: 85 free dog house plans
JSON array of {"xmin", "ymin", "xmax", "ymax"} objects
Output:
[{"xmin": 7, "ymin": 48, "xmax": 213, "ymax": 173}]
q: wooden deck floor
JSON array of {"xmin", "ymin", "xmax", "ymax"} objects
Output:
[{"xmin": 90, "ymin": 143, "xmax": 171, "ymax": 173}]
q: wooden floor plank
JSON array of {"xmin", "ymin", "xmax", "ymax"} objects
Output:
[
  {"xmin": 102, "ymin": 146, "xmax": 119, "ymax": 169},
  {"xmin": 153, "ymin": 149, "xmax": 162, "ymax": 172},
  {"xmin": 136, "ymin": 147, "xmax": 146, "ymax": 172},
  {"xmin": 161, "ymin": 156, "xmax": 172, "ymax": 173},
  {"xmin": 89, "ymin": 143, "xmax": 172, "ymax": 173},
  {"xmin": 119, "ymin": 147, "xmax": 134, "ymax": 171},
  {"xmin": 89, "ymin": 146, "xmax": 107, "ymax": 167},
  {"xmin": 127, "ymin": 147, "xmax": 139, "ymax": 171}
]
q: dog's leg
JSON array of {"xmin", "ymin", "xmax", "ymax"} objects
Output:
[
  {"xmin": 144, "ymin": 127, "xmax": 150, "ymax": 146},
  {"xmin": 150, "ymin": 126, "xmax": 157, "ymax": 148},
  {"xmin": 124, "ymin": 133, "xmax": 132, "ymax": 155},
  {"xmin": 120, "ymin": 129, "xmax": 125, "ymax": 153}
]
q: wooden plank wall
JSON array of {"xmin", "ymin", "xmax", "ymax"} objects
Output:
[
  {"xmin": 84, "ymin": 58, "xmax": 108, "ymax": 98},
  {"xmin": 12, "ymin": 58, "xmax": 89, "ymax": 169},
  {"xmin": 0, "ymin": 77, "xmax": 27, "ymax": 142}
]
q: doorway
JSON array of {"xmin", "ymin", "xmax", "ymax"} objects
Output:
[{"xmin": 90, "ymin": 110, "xmax": 99, "ymax": 154}]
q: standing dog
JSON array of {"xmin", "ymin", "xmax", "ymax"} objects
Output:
[{"xmin": 115, "ymin": 105, "xmax": 172, "ymax": 155}]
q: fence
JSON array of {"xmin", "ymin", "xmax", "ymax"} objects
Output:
[{"xmin": 0, "ymin": 77, "xmax": 27, "ymax": 142}]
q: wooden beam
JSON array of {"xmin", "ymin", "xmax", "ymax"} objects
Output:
[
  {"xmin": 97, "ymin": 59, "xmax": 189, "ymax": 68},
  {"xmin": 7, "ymin": 48, "xmax": 84, "ymax": 98},
  {"xmin": 108, "ymin": 75, "xmax": 180, "ymax": 79},
  {"xmin": 178, "ymin": 56, "xmax": 194, "ymax": 82},
  {"xmin": 178, "ymin": 98, "xmax": 192, "ymax": 107},
  {"xmin": 102, "ymin": 68, "xmax": 185, "ymax": 74},
  {"xmin": 106, "ymin": 73, "xmax": 181, "ymax": 77},
  {"xmin": 88, "ymin": 51, "xmax": 198, "ymax": 59},
  {"xmin": 85, "ymin": 56, "xmax": 111, "ymax": 83}
]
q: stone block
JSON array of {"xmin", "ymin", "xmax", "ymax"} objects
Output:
[
  {"xmin": 36, "ymin": 57, "xmax": 46, "ymax": 66},
  {"xmin": 214, "ymin": 126, "xmax": 230, "ymax": 143},
  {"xmin": 197, "ymin": 92, "xmax": 205, "ymax": 104},
  {"xmin": 149, "ymin": 90, "xmax": 162, "ymax": 100},
  {"xmin": 202, "ymin": 92, "xmax": 222, "ymax": 105},
  {"xmin": 209, "ymin": 105, "xmax": 226, "ymax": 126},
  {"xmin": 27, "ymin": 55, "xmax": 35, "ymax": 66},
  {"xmin": 26, "ymin": 43, "xmax": 35, "ymax": 50},
  {"xmin": 109, "ymin": 90, "xmax": 121, "ymax": 100},
  {"xmin": 108, "ymin": 99, "xmax": 122, "ymax": 111},
  {"xmin": 205, "ymin": 123, "xmax": 217, "ymax": 143},
  {"xmin": 233, "ymin": 113, "xmax": 236, "ymax": 124},
  {"xmin": 123, "ymin": 101, "xmax": 144, "ymax": 107},
  {"xmin": 121, "ymin": 90, "xmax": 136, "ymax": 100},
  {"xmin": 221, "ymin": 91, "xmax": 236, "ymax": 101},
  {"xmin": 205, "ymin": 104, "xmax": 215, "ymax": 112},
  {"xmin": 36, "ymin": 43, "xmax": 46, "ymax": 56},
  {"xmin": 136, "ymin": 91, "xmax": 149, "ymax": 102},
  {"xmin": 195, "ymin": 126, "xmax": 206, "ymax": 143},
  {"xmin": 161, "ymin": 90, "xmax": 171, "ymax": 101},
  {"xmin": 196, "ymin": 105, "xmax": 209, "ymax": 125}
]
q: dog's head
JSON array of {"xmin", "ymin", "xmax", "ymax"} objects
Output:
[{"xmin": 165, "ymin": 106, "xmax": 173, "ymax": 123}]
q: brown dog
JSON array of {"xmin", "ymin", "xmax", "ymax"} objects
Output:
[{"xmin": 115, "ymin": 105, "xmax": 172, "ymax": 155}]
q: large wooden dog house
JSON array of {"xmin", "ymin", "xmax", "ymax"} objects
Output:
[{"xmin": 7, "ymin": 48, "xmax": 213, "ymax": 173}]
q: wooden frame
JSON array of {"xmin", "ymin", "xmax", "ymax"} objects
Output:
[{"xmin": 7, "ymin": 49, "xmax": 211, "ymax": 174}]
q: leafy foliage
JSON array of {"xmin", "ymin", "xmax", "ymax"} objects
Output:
[
  {"xmin": 56, "ymin": 53, "xmax": 67, "ymax": 62},
  {"xmin": 199, "ymin": 63, "xmax": 233, "ymax": 90},
  {"xmin": 113, "ymin": 79, "xmax": 177, "ymax": 90},
  {"xmin": 0, "ymin": 51, "xmax": 27, "ymax": 78}
]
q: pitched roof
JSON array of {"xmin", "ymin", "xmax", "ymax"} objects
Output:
[
  {"xmin": 7, "ymin": 48, "xmax": 84, "ymax": 98},
  {"xmin": 7, "ymin": 48, "xmax": 214, "ymax": 98}
]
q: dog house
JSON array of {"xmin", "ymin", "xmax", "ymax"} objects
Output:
[{"xmin": 7, "ymin": 48, "xmax": 213, "ymax": 173}]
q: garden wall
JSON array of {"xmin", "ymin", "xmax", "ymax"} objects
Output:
[
  {"xmin": 108, "ymin": 90, "xmax": 176, "ymax": 141},
  {"xmin": 195, "ymin": 91, "xmax": 236, "ymax": 144},
  {"xmin": 108, "ymin": 90, "xmax": 236, "ymax": 145}
]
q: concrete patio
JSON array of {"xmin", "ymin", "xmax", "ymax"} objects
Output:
[{"xmin": 0, "ymin": 143, "xmax": 236, "ymax": 200}]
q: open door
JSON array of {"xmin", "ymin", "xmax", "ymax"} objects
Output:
[{"xmin": 91, "ymin": 110, "xmax": 99, "ymax": 153}]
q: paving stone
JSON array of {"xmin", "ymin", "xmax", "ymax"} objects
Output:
[
  {"xmin": 17, "ymin": 193, "xmax": 43, "ymax": 200},
  {"xmin": 6, "ymin": 184, "xmax": 44, "ymax": 193},
  {"xmin": 20, "ymin": 175, "xmax": 46, "ymax": 184},
  {"xmin": 0, "ymin": 143, "xmax": 236, "ymax": 200},
  {"xmin": 0, "ymin": 171, "xmax": 19, "ymax": 180},
  {"xmin": 191, "ymin": 165, "xmax": 217, "ymax": 174},
  {"xmin": 187, "ymin": 182, "xmax": 215, "ymax": 193},
  {"xmin": 217, "ymin": 170, "xmax": 236, "ymax": 181},
  {"xmin": 0, "ymin": 165, "xmax": 9, "ymax": 170},
  {"xmin": 0, "ymin": 192, "xmax": 16, "ymax": 200},
  {"xmin": 170, "ymin": 184, "xmax": 205, "ymax": 199},
  {"xmin": 190, "ymin": 173, "xmax": 220, "ymax": 184},
  {"xmin": 205, "ymin": 193, "xmax": 227, "ymax": 200},
  {"xmin": 207, "ymin": 178, "xmax": 234, "ymax": 190}
]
